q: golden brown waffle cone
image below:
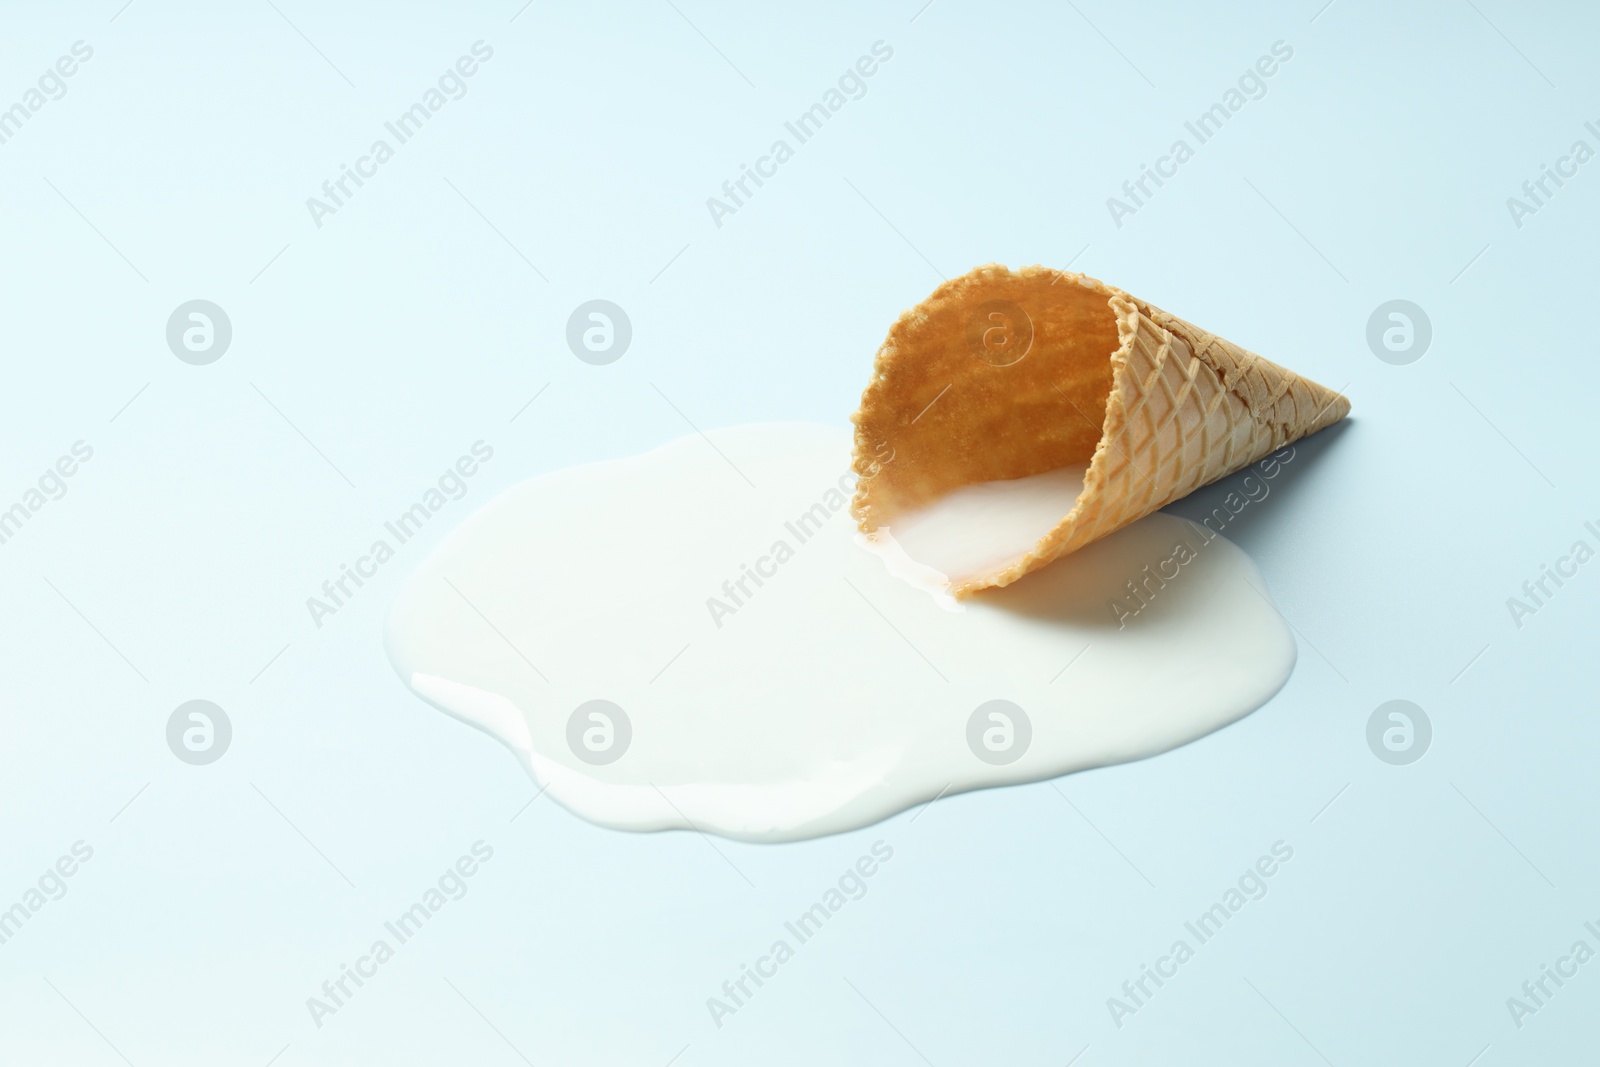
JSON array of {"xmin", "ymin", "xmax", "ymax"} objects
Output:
[{"xmin": 850, "ymin": 264, "xmax": 1349, "ymax": 596}]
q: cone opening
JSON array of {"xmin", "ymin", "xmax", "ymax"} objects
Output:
[
  {"xmin": 850, "ymin": 265, "xmax": 1126, "ymax": 588},
  {"xmin": 852, "ymin": 265, "xmax": 1353, "ymax": 597}
]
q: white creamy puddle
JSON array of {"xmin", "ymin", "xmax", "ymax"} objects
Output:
[
  {"xmin": 876, "ymin": 464, "xmax": 1089, "ymax": 587},
  {"xmin": 386, "ymin": 423, "xmax": 1296, "ymax": 842}
]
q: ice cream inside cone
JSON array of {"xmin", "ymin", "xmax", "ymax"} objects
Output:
[{"xmin": 850, "ymin": 265, "xmax": 1350, "ymax": 596}]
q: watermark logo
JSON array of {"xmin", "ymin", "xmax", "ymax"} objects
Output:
[
  {"xmin": 1506, "ymin": 920, "xmax": 1600, "ymax": 1030},
  {"xmin": 0, "ymin": 840, "xmax": 95, "ymax": 948},
  {"xmin": 966, "ymin": 300, "xmax": 1034, "ymax": 366},
  {"xmin": 1366, "ymin": 700, "xmax": 1430, "ymax": 765},
  {"xmin": 0, "ymin": 41, "xmax": 94, "ymax": 149},
  {"xmin": 167, "ymin": 700, "xmax": 231, "ymax": 765},
  {"xmin": 567, "ymin": 700, "xmax": 631, "ymax": 765},
  {"xmin": 1366, "ymin": 300, "xmax": 1430, "ymax": 365},
  {"xmin": 1107, "ymin": 40, "xmax": 1293, "ymax": 228},
  {"xmin": 305, "ymin": 42, "xmax": 495, "ymax": 229},
  {"xmin": 1505, "ymin": 521, "xmax": 1599, "ymax": 629},
  {"xmin": 1107, "ymin": 840, "xmax": 1293, "ymax": 1028},
  {"xmin": 566, "ymin": 300, "xmax": 631, "ymax": 365},
  {"xmin": 704, "ymin": 41, "xmax": 894, "ymax": 229},
  {"xmin": 1505, "ymin": 120, "xmax": 1600, "ymax": 230},
  {"xmin": 166, "ymin": 300, "xmax": 232, "ymax": 365},
  {"xmin": 706, "ymin": 470, "xmax": 858, "ymax": 629},
  {"xmin": 305, "ymin": 840, "xmax": 494, "ymax": 1029},
  {"xmin": 306, "ymin": 441, "xmax": 494, "ymax": 629},
  {"xmin": 1111, "ymin": 447, "xmax": 1296, "ymax": 627},
  {"xmin": 706, "ymin": 840, "xmax": 893, "ymax": 1028},
  {"xmin": 0, "ymin": 440, "xmax": 94, "ymax": 549},
  {"xmin": 966, "ymin": 700, "xmax": 1031, "ymax": 765}
]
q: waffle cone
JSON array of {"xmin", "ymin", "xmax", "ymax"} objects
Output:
[{"xmin": 850, "ymin": 264, "xmax": 1349, "ymax": 596}]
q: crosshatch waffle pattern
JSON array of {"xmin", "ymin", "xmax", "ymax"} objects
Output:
[{"xmin": 952, "ymin": 275, "xmax": 1350, "ymax": 595}]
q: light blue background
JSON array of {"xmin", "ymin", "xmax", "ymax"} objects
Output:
[{"xmin": 0, "ymin": 0, "xmax": 1595, "ymax": 1063}]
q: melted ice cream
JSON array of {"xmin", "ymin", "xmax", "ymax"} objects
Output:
[
  {"xmin": 385, "ymin": 424, "xmax": 1295, "ymax": 842},
  {"xmin": 875, "ymin": 464, "xmax": 1089, "ymax": 587}
]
